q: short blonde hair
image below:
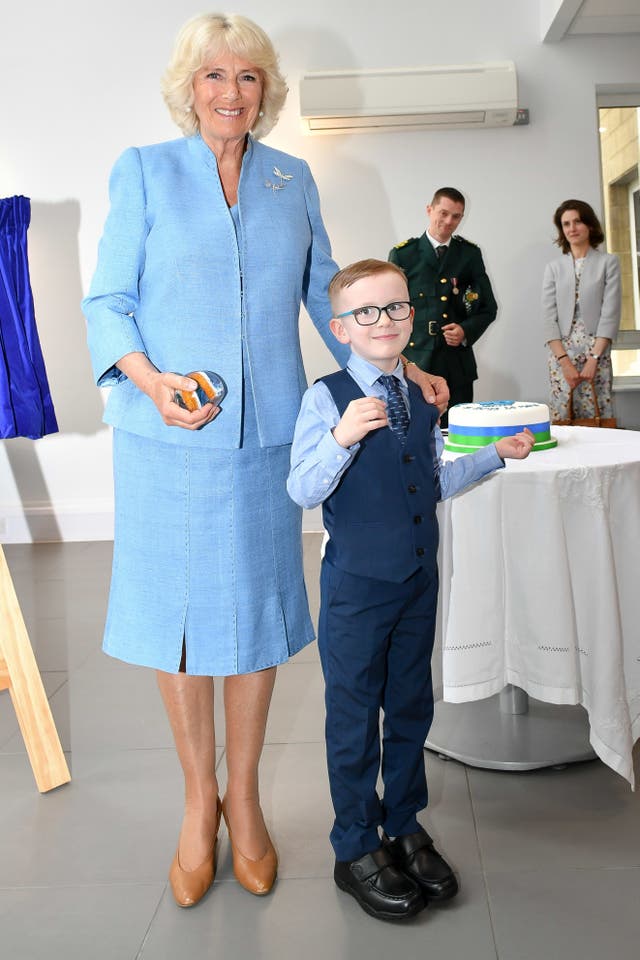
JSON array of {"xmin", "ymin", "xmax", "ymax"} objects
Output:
[
  {"xmin": 329, "ymin": 259, "xmax": 409, "ymax": 311},
  {"xmin": 161, "ymin": 12, "xmax": 288, "ymax": 140}
]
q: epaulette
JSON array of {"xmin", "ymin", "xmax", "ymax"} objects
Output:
[
  {"xmin": 452, "ymin": 234, "xmax": 478, "ymax": 247},
  {"xmin": 393, "ymin": 236, "xmax": 418, "ymax": 250}
]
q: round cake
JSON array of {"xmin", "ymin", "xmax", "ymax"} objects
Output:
[{"xmin": 445, "ymin": 401, "xmax": 557, "ymax": 453}]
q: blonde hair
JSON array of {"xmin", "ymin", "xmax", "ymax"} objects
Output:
[
  {"xmin": 329, "ymin": 259, "xmax": 409, "ymax": 311},
  {"xmin": 161, "ymin": 12, "xmax": 288, "ymax": 139}
]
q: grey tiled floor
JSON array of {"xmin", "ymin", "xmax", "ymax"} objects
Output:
[{"xmin": 1, "ymin": 536, "xmax": 639, "ymax": 960}]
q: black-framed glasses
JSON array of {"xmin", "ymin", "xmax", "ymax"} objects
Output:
[{"xmin": 336, "ymin": 301, "xmax": 412, "ymax": 326}]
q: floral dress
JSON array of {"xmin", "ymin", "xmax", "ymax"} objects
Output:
[{"xmin": 548, "ymin": 256, "xmax": 613, "ymax": 420}]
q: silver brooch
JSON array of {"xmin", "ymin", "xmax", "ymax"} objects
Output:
[{"xmin": 265, "ymin": 166, "xmax": 293, "ymax": 192}]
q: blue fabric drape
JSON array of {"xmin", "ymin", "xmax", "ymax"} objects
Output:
[{"xmin": 0, "ymin": 196, "xmax": 58, "ymax": 439}]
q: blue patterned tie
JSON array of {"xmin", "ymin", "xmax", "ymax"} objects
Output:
[{"xmin": 378, "ymin": 374, "xmax": 410, "ymax": 444}]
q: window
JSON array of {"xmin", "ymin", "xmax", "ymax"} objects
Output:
[
  {"xmin": 629, "ymin": 179, "xmax": 640, "ymax": 330},
  {"xmin": 597, "ymin": 98, "xmax": 640, "ymax": 383}
]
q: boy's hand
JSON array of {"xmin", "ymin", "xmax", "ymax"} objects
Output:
[
  {"xmin": 495, "ymin": 428, "xmax": 535, "ymax": 461},
  {"xmin": 333, "ymin": 397, "xmax": 388, "ymax": 448}
]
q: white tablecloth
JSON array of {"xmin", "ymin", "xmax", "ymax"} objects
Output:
[{"xmin": 436, "ymin": 426, "xmax": 640, "ymax": 786}]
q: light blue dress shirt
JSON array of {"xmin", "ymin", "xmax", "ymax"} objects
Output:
[{"xmin": 287, "ymin": 352, "xmax": 504, "ymax": 509}]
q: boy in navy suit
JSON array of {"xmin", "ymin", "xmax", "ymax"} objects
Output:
[{"xmin": 287, "ymin": 260, "xmax": 533, "ymax": 921}]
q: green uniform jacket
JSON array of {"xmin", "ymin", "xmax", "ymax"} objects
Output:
[{"xmin": 389, "ymin": 233, "xmax": 497, "ymax": 390}]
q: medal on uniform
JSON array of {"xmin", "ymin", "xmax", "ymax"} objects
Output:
[{"xmin": 451, "ymin": 277, "xmax": 459, "ymax": 295}]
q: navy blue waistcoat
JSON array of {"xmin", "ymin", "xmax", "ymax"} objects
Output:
[{"xmin": 320, "ymin": 370, "xmax": 440, "ymax": 583}]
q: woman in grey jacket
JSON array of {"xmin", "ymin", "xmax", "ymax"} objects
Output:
[
  {"xmin": 83, "ymin": 12, "xmax": 446, "ymax": 909},
  {"xmin": 542, "ymin": 199, "xmax": 620, "ymax": 420}
]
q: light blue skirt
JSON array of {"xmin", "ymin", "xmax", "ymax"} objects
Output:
[{"xmin": 103, "ymin": 424, "xmax": 314, "ymax": 676}]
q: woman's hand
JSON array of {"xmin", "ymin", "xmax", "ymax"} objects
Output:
[
  {"xmin": 405, "ymin": 363, "xmax": 450, "ymax": 415},
  {"xmin": 115, "ymin": 352, "xmax": 221, "ymax": 430},
  {"xmin": 579, "ymin": 356, "xmax": 598, "ymax": 383},
  {"xmin": 147, "ymin": 371, "xmax": 221, "ymax": 429},
  {"xmin": 559, "ymin": 356, "xmax": 581, "ymax": 390}
]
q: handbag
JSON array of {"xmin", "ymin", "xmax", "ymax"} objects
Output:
[{"xmin": 553, "ymin": 381, "xmax": 617, "ymax": 428}]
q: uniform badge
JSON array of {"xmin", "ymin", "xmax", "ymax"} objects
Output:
[{"xmin": 463, "ymin": 287, "xmax": 479, "ymax": 313}]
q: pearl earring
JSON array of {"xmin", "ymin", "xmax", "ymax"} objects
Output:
[{"xmin": 259, "ymin": 110, "xmax": 264, "ymax": 117}]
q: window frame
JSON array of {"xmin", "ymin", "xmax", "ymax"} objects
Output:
[{"xmin": 597, "ymin": 91, "xmax": 640, "ymax": 386}]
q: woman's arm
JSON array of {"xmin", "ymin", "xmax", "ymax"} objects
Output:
[
  {"xmin": 404, "ymin": 361, "xmax": 449, "ymax": 414},
  {"xmin": 299, "ymin": 161, "xmax": 449, "ymax": 412},
  {"xmin": 578, "ymin": 255, "xmax": 620, "ymax": 383},
  {"xmin": 115, "ymin": 352, "xmax": 219, "ymax": 429},
  {"xmin": 83, "ymin": 148, "xmax": 151, "ymax": 387},
  {"xmin": 594, "ymin": 254, "xmax": 621, "ymax": 340},
  {"xmin": 299, "ymin": 161, "xmax": 349, "ymax": 367},
  {"xmin": 579, "ymin": 336, "xmax": 612, "ymax": 383},
  {"xmin": 84, "ymin": 149, "xmax": 222, "ymax": 431},
  {"xmin": 542, "ymin": 261, "xmax": 582, "ymax": 388},
  {"xmin": 541, "ymin": 261, "xmax": 564, "ymax": 344},
  {"xmin": 547, "ymin": 337, "xmax": 581, "ymax": 389}
]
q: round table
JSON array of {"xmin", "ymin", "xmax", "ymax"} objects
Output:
[{"xmin": 427, "ymin": 426, "xmax": 640, "ymax": 787}]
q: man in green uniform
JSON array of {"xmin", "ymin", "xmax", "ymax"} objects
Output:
[{"xmin": 389, "ymin": 187, "xmax": 497, "ymax": 426}]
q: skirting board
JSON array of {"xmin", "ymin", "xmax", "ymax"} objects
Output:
[
  {"xmin": 0, "ymin": 502, "xmax": 323, "ymax": 543},
  {"xmin": 0, "ymin": 502, "xmax": 114, "ymax": 543}
]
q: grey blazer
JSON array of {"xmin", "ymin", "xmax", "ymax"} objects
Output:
[{"xmin": 541, "ymin": 247, "xmax": 621, "ymax": 344}]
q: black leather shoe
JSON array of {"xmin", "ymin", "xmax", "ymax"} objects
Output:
[
  {"xmin": 334, "ymin": 847, "xmax": 424, "ymax": 921},
  {"xmin": 383, "ymin": 828, "xmax": 458, "ymax": 902}
]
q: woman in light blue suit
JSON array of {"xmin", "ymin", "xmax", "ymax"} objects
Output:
[
  {"xmin": 542, "ymin": 199, "xmax": 620, "ymax": 420},
  {"xmin": 83, "ymin": 12, "xmax": 447, "ymax": 909}
]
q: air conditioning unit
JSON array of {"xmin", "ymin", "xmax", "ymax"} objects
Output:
[{"xmin": 299, "ymin": 61, "xmax": 518, "ymax": 134}]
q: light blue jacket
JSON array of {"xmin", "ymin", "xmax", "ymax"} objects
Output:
[{"xmin": 83, "ymin": 134, "xmax": 347, "ymax": 448}]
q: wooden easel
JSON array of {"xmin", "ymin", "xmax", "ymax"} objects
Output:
[{"xmin": 0, "ymin": 545, "xmax": 70, "ymax": 792}]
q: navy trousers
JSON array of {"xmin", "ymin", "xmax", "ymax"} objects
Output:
[{"xmin": 318, "ymin": 559, "xmax": 438, "ymax": 862}]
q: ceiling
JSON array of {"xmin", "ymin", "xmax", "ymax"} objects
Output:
[{"xmin": 543, "ymin": 0, "xmax": 640, "ymax": 42}]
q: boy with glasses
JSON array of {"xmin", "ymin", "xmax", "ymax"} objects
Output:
[{"xmin": 287, "ymin": 259, "xmax": 533, "ymax": 921}]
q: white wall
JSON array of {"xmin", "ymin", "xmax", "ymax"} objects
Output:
[{"xmin": 1, "ymin": 0, "xmax": 639, "ymax": 541}]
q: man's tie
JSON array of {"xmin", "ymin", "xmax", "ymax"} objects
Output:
[
  {"xmin": 436, "ymin": 245, "xmax": 447, "ymax": 260},
  {"xmin": 378, "ymin": 375, "xmax": 410, "ymax": 445}
]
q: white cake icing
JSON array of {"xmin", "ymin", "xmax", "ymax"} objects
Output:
[{"xmin": 445, "ymin": 401, "xmax": 557, "ymax": 452}]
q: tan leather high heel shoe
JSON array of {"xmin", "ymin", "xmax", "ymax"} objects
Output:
[
  {"xmin": 169, "ymin": 796, "xmax": 222, "ymax": 907},
  {"xmin": 221, "ymin": 798, "xmax": 278, "ymax": 896}
]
